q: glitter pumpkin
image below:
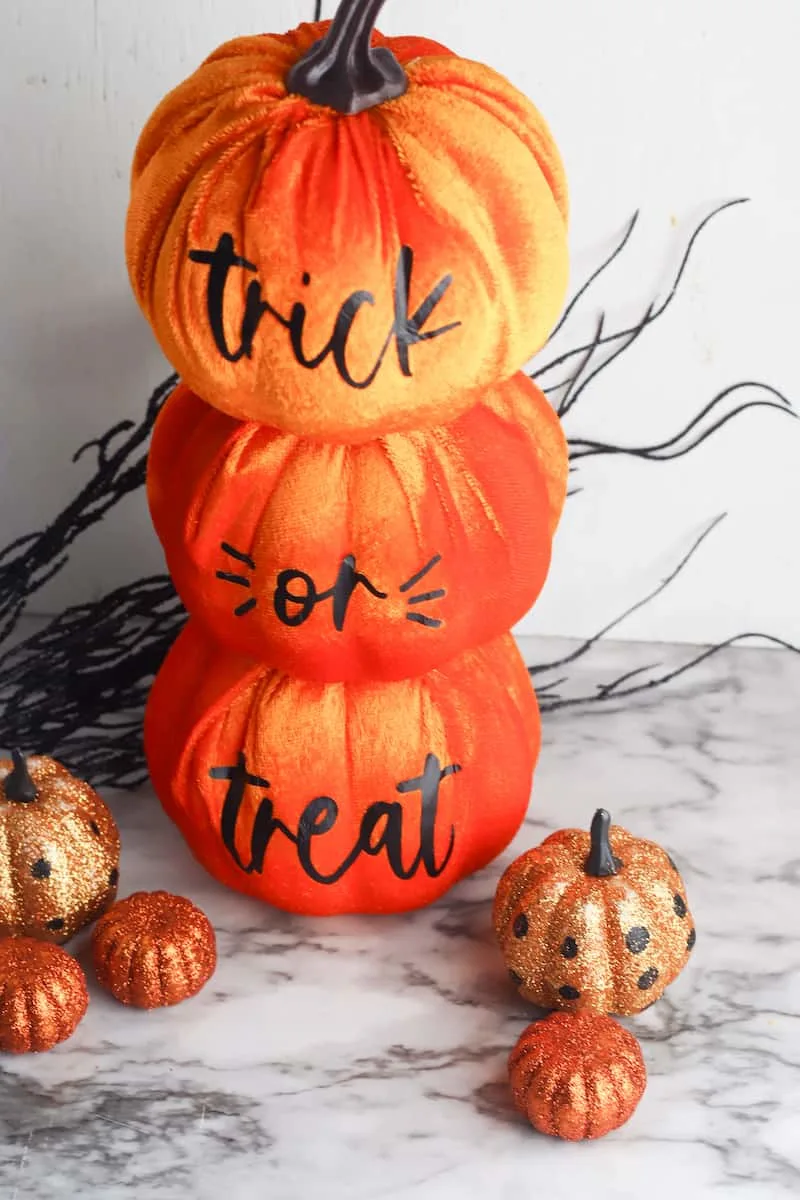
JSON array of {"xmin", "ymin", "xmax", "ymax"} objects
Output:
[
  {"xmin": 147, "ymin": 374, "xmax": 568, "ymax": 683},
  {"xmin": 0, "ymin": 751, "xmax": 120, "ymax": 943},
  {"xmin": 92, "ymin": 891, "xmax": 217, "ymax": 1008},
  {"xmin": 126, "ymin": 0, "xmax": 568, "ymax": 440},
  {"xmin": 0, "ymin": 937, "xmax": 89, "ymax": 1053},
  {"xmin": 509, "ymin": 1012, "xmax": 647, "ymax": 1141},
  {"xmin": 493, "ymin": 810, "xmax": 695, "ymax": 1016}
]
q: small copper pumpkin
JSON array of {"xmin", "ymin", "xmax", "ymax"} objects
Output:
[
  {"xmin": 509, "ymin": 1011, "xmax": 647, "ymax": 1140},
  {"xmin": 0, "ymin": 751, "xmax": 120, "ymax": 943},
  {"xmin": 92, "ymin": 891, "xmax": 216, "ymax": 1008},
  {"xmin": 0, "ymin": 937, "xmax": 89, "ymax": 1053},
  {"xmin": 494, "ymin": 809, "xmax": 695, "ymax": 1015}
]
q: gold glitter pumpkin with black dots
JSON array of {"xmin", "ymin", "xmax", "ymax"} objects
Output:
[
  {"xmin": 493, "ymin": 809, "xmax": 695, "ymax": 1016},
  {"xmin": 0, "ymin": 751, "xmax": 120, "ymax": 943}
]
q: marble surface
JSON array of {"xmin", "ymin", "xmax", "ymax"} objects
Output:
[{"xmin": 1, "ymin": 636, "xmax": 799, "ymax": 1200}]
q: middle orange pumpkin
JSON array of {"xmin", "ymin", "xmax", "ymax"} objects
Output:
[{"xmin": 148, "ymin": 373, "xmax": 567, "ymax": 682}]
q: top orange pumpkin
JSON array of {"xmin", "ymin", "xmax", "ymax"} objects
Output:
[{"xmin": 126, "ymin": 0, "xmax": 569, "ymax": 441}]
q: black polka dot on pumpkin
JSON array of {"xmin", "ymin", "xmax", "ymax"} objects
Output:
[
  {"xmin": 90, "ymin": 821, "xmax": 100, "ymax": 836},
  {"xmin": 561, "ymin": 936, "xmax": 578, "ymax": 959},
  {"xmin": 625, "ymin": 926, "xmax": 650, "ymax": 955},
  {"xmin": 302, "ymin": 271, "xmax": 311, "ymax": 286},
  {"xmin": 513, "ymin": 913, "xmax": 529, "ymax": 939},
  {"xmin": 109, "ymin": 867, "xmax": 119, "ymax": 887},
  {"xmin": 46, "ymin": 917, "xmax": 65, "ymax": 932},
  {"xmin": 31, "ymin": 858, "xmax": 51, "ymax": 880},
  {"xmin": 687, "ymin": 928, "xmax": 696, "ymax": 951},
  {"xmin": 559, "ymin": 985, "xmax": 581, "ymax": 1001},
  {"xmin": 508, "ymin": 969, "xmax": 523, "ymax": 988},
  {"xmin": 673, "ymin": 893, "xmax": 687, "ymax": 918},
  {"xmin": 637, "ymin": 967, "xmax": 659, "ymax": 991}
]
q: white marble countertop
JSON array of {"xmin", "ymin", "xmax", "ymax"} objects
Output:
[{"xmin": 1, "ymin": 637, "xmax": 798, "ymax": 1200}]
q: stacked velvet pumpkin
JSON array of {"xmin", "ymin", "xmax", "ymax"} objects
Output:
[{"xmin": 129, "ymin": 0, "xmax": 570, "ymax": 914}]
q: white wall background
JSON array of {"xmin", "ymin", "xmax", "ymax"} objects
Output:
[{"xmin": 0, "ymin": 0, "xmax": 798, "ymax": 646}]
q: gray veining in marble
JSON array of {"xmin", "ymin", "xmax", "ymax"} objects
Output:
[{"xmin": 1, "ymin": 637, "xmax": 798, "ymax": 1199}]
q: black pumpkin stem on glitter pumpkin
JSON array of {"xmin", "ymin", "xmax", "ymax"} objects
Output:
[
  {"xmin": 6, "ymin": 749, "xmax": 38, "ymax": 804},
  {"xmin": 288, "ymin": 0, "xmax": 408, "ymax": 115},
  {"xmin": 585, "ymin": 809, "xmax": 623, "ymax": 877}
]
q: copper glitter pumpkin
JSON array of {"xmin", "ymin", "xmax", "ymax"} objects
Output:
[
  {"xmin": 92, "ymin": 891, "xmax": 216, "ymax": 1008},
  {"xmin": 0, "ymin": 937, "xmax": 89, "ymax": 1053},
  {"xmin": 0, "ymin": 751, "xmax": 120, "ymax": 943},
  {"xmin": 509, "ymin": 1012, "xmax": 647, "ymax": 1140},
  {"xmin": 494, "ymin": 809, "xmax": 695, "ymax": 1015}
]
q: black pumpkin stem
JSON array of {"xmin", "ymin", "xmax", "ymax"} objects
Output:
[
  {"xmin": 6, "ymin": 748, "xmax": 38, "ymax": 804},
  {"xmin": 585, "ymin": 809, "xmax": 623, "ymax": 877},
  {"xmin": 287, "ymin": 0, "xmax": 407, "ymax": 115}
]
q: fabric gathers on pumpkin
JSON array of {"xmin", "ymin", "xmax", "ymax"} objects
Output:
[{"xmin": 134, "ymin": 4, "xmax": 571, "ymax": 914}]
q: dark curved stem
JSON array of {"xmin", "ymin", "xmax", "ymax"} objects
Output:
[
  {"xmin": 288, "ymin": 0, "xmax": 407, "ymax": 115},
  {"xmin": 6, "ymin": 748, "xmax": 38, "ymax": 803},
  {"xmin": 585, "ymin": 809, "xmax": 622, "ymax": 876}
]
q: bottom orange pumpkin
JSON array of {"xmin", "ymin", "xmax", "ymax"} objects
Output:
[
  {"xmin": 509, "ymin": 1012, "xmax": 647, "ymax": 1140},
  {"xmin": 145, "ymin": 623, "xmax": 540, "ymax": 915}
]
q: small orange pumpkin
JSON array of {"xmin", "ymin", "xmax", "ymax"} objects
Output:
[
  {"xmin": 92, "ymin": 891, "xmax": 216, "ymax": 1008},
  {"xmin": 0, "ymin": 751, "xmax": 120, "ymax": 943},
  {"xmin": 0, "ymin": 938, "xmax": 88, "ymax": 1053},
  {"xmin": 145, "ymin": 622, "xmax": 540, "ymax": 915},
  {"xmin": 147, "ymin": 374, "xmax": 567, "ymax": 682},
  {"xmin": 509, "ymin": 1012, "xmax": 647, "ymax": 1140},
  {"xmin": 126, "ymin": 0, "xmax": 568, "ymax": 439},
  {"xmin": 494, "ymin": 810, "xmax": 695, "ymax": 1015}
]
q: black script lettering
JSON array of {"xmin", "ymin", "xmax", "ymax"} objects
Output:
[
  {"xmin": 188, "ymin": 234, "xmax": 462, "ymax": 387},
  {"xmin": 209, "ymin": 751, "xmax": 461, "ymax": 884},
  {"xmin": 188, "ymin": 234, "xmax": 283, "ymax": 363},
  {"xmin": 274, "ymin": 555, "xmax": 388, "ymax": 631},
  {"xmin": 392, "ymin": 246, "xmax": 461, "ymax": 377},
  {"xmin": 210, "ymin": 753, "xmax": 293, "ymax": 873},
  {"xmin": 397, "ymin": 754, "xmax": 460, "ymax": 877}
]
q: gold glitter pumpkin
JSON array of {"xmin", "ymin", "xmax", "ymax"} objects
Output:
[
  {"xmin": 509, "ymin": 1012, "xmax": 647, "ymax": 1140},
  {"xmin": 0, "ymin": 937, "xmax": 89, "ymax": 1053},
  {"xmin": 493, "ymin": 809, "xmax": 695, "ymax": 1016},
  {"xmin": 92, "ymin": 891, "xmax": 216, "ymax": 1008},
  {"xmin": 0, "ymin": 751, "xmax": 120, "ymax": 943}
]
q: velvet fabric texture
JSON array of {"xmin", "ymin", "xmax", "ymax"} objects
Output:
[
  {"xmin": 147, "ymin": 373, "xmax": 568, "ymax": 682},
  {"xmin": 127, "ymin": 20, "xmax": 569, "ymax": 440},
  {"xmin": 144, "ymin": 623, "xmax": 540, "ymax": 915}
]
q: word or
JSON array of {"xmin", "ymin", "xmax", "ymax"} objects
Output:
[
  {"xmin": 217, "ymin": 546, "xmax": 446, "ymax": 631},
  {"xmin": 209, "ymin": 751, "xmax": 461, "ymax": 885},
  {"xmin": 188, "ymin": 235, "xmax": 461, "ymax": 388}
]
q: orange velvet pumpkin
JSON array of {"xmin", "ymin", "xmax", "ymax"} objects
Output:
[
  {"xmin": 126, "ymin": 1, "xmax": 569, "ymax": 440},
  {"xmin": 144, "ymin": 622, "xmax": 540, "ymax": 915},
  {"xmin": 494, "ymin": 810, "xmax": 695, "ymax": 1016},
  {"xmin": 147, "ymin": 374, "xmax": 567, "ymax": 683},
  {"xmin": 509, "ymin": 1012, "xmax": 647, "ymax": 1140}
]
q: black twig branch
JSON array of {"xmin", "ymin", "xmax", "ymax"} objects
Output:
[
  {"xmin": 530, "ymin": 515, "xmax": 800, "ymax": 711},
  {"xmin": 568, "ymin": 382, "xmax": 795, "ymax": 464},
  {"xmin": 0, "ymin": 374, "xmax": 178, "ymax": 647},
  {"xmin": 535, "ymin": 199, "xmax": 750, "ymax": 418}
]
